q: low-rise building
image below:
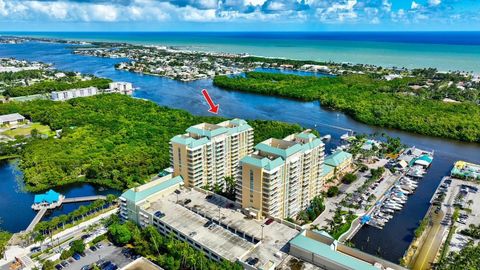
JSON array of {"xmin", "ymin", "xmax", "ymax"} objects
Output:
[
  {"xmin": 119, "ymin": 173, "xmax": 184, "ymax": 224},
  {"xmin": 108, "ymin": 82, "xmax": 134, "ymax": 95},
  {"xmin": 51, "ymin": 86, "xmax": 98, "ymax": 101},
  {"xmin": 324, "ymin": 150, "xmax": 353, "ymax": 174},
  {"xmin": 0, "ymin": 113, "xmax": 26, "ymax": 126},
  {"xmin": 289, "ymin": 230, "xmax": 406, "ymax": 270},
  {"xmin": 320, "ymin": 164, "xmax": 336, "ymax": 191},
  {"xmin": 237, "ymin": 131, "xmax": 324, "ymax": 219},
  {"xmin": 451, "ymin": 160, "xmax": 480, "ymax": 180}
]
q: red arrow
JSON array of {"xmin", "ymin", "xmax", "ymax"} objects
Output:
[{"xmin": 201, "ymin": 89, "xmax": 219, "ymax": 114}]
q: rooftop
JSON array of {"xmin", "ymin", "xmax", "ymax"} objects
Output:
[
  {"xmin": 0, "ymin": 113, "xmax": 25, "ymax": 123},
  {"xmin": 451, "ymin": 160, "xmax": 480, "ymax": 179},
  {"xmin": 120, "ymin": 257, "xmax": 163, "ymax": 270},
  {"xmin": 321, "ymin": 164, "xmax": 335, "ymax": 177},
  {"xmin": 324, "ymin": 150, "xmax": 353, "ymax": 167},
  {"xmin": 171, "ymin": 119, "xmax": 252, "ymax": 147},
  {"xmin": 289, "ymin": 230, "xmax": 380, "ymax": 270},
  {"xmin": 143, "ymin": 188, "xmax": 298, "ymax": 267},
  {"xmin": 240, "ymin": 155, "xmax": 284, "ymax": 171},
  {"xmin": 121, "ymin": 175, "xmax": 183, "ymax": 204},
  {"xmin": 34, "ymin": 189, "xmax": 60, "ymax": 204}
]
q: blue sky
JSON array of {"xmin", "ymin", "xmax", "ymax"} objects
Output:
[{"xmin": 0, "ymin": 0, "xmax": 479, "ymax": 31}]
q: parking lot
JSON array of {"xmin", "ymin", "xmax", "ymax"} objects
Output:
[
  {"xmin": 433, "ymin": 178, "xmax": 480, "ymax": 254},
  {"xmin": 59, "ymin": 241, "xmax": 135, "ymax": 270}
]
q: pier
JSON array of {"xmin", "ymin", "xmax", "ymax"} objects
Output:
[
  {"xmin": 25, "ymin": 208, "xmax": 47, "ymax": 232},
  {"xmin": 25, "ymin": 191, "xmax": 107, "ymax": 232},
  {"xmin": 63, "ymin": 195, "xmax": 106, "ymax": 203}
]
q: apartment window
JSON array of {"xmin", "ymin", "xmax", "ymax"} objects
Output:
[
  {"xmin": 177, "ymin": 148, "xmax": 181, "ymax": 169},
  {"xmin": 249, "ymin": 170, "xmax": 254, "ymax": 190}
]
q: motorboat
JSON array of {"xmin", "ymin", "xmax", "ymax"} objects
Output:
[
  {"xmin": 340, "ymin": 133, "xmax": 350, "ymax": 140},
  {"xmin": 381, "ymin": 208, "xmax": 395, "ymax": 214},
  {"xmin": 321, "ymin": 134, "xmax": 331, "ymax": 141}
]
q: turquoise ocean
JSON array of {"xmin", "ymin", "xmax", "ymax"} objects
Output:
[{"xmin": 3, "ymin": 31, "xmax": 480, "ymax": 72}]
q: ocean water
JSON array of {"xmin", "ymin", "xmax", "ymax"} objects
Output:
[{"xmin": 2, "ymin": 31, "xmax": 480, "ymax": 72}]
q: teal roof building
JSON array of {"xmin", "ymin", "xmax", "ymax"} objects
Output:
[
  {"xmin": 119, "ymin": 174, "xmax": 184, "ymax": 223},
  {"xmin": 34, "ymin": 189, "xmax": 60, "ymax": 204},
  {"xmin": 121, "ymin": 176, "xmax": 184, "ymax": 204},
  {"xmin": 289, "ymin": 230, "xmax": 405, "ymax": 270},
  {"xmin": 324, "ymin": 151, "xmax": 353, "ymax": 168}
]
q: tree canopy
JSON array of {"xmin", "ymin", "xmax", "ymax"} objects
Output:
[
  {"xmin": 0, "ymin": 94, "xmax": 305, "ymax": 191},
  {"xmin": 214, "ymin": 72, "xmax": 480, "ymax": 143}
]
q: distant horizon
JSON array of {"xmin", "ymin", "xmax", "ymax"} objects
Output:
[
  {"xmin": 1, "ymin": 1, "xmax": 479, "ymax": 32},
  {"xmin": 2, "ymin": 30, "xmax": 480, "ymax": 33}
]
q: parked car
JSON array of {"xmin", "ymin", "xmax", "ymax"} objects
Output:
[
  {"xmin": 90, "ymin": 245, "xmax": 97, "ymax": 251},
  {"xmin": 30, "ymin": 246, "xmax": 41, "ymax": 253},
  {"xmin": 265, "ymin": 218, "xmax": 274, "ymax": 225},
  {"xmin": 204, "ymin": 220, "xmax": 213, "ymax": 227},
  {"xmin": 55, "ymin": 264, "xmax": 63, "ymax": 270},
  {"xmin": 73, "ymin": 253, "xmax": 81, "ymax": 260}
]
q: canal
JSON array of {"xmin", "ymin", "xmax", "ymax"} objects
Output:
[{"xmin": 1, "ymin": 41, "xmax": 479, "ymax": 262}]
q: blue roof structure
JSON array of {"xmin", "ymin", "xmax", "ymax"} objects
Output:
[{"xmin": 34, "ymin": 189, "xmax": 60, "ymax": 204}]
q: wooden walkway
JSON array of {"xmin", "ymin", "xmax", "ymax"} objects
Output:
[
  {"xmin": 26, "ymin": 208, "xmax": 47, "ymax": 232},
  {"xmin": 63, "ymin": 195, "xmax": 106, "ymax": 203},
  {"xmin": 24, "ymin": 195, "xmax": 106, "ymax": 232}
]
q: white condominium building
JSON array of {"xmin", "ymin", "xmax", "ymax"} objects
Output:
[
  {"xmin": 51, "ymin": 86, "xmax": 98, "ymax": 101},
  {"xmin": 237, "ymin": 130, "xmax": 324, "ymax": 219},
  {"xmin": 170, "ymin": 119, "xmax": 254, "ymax": 188}
]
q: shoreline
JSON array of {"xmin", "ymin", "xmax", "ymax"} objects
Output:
[{"xmin": 2, "ymin": 34, "xmax": 480, "ymax": 74}]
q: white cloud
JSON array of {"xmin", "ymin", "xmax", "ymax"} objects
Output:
[
  {"xmin": 411, "ymin": 1, "xmax": 419, "ymax": 9},
  {"xmin": 0, "ymin": 0, "xmax": 475, "ymax": 28}
]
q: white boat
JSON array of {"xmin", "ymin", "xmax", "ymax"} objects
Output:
[
  {"xmin": 401, "ymin": 181, "xmax": 418, "ymax": 188},
  {"xmin": 394, "ymin": 187, "xmax": 411, "ymax": 195},
  {"xmin": 390, "ymin": 197, "xmax": 406, "ymax": 204},
  {"xmin": 340, "ymin": 133, "xmax": 349, "ymax": 140},
  {"xmin": 381, "ymin": 208, "xmax": 395, "ymax": 214},
  {"xmin": 385, "ymin": 200, "xmax": 403, "ymax": 206},
  {"xmin": 321, "ymin": 134, "xmax": 331, "ymax": 141},
  {"xmin": 384, "ymin": 203, "xmax": 402, "ymax": 211}
]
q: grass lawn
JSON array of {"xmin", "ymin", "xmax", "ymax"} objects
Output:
[
  {"xmin": 2, "ymin": 122, "xmax": 53, "ymax": 138},
  {"xmin": 330, "ymin": 214, "xmax": 358, "ymax": 239}
]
